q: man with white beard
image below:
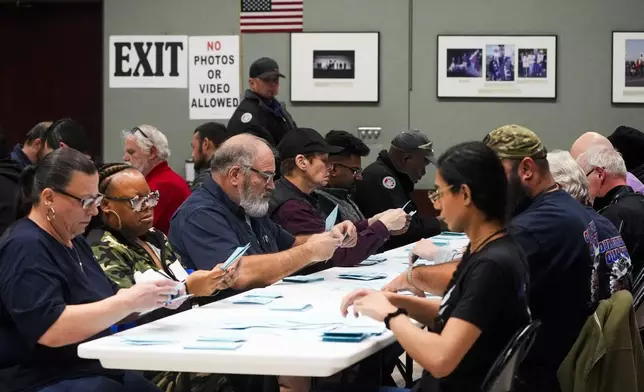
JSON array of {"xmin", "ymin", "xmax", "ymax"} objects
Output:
[
  {"xmin": 123, "ymin": 124, "xmax": 190, "ymax": 234},
  {"xmin": 169, "ymin": 134, "xmax": 357, "ymax": 296}
]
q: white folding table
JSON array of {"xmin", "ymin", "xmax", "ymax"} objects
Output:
[{"xmin": 78, "ymin": 235, "xmax": 467, "ymax": 377}]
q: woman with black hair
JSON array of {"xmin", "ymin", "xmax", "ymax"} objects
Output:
[
  {"xmin": 0, "ymin": 148, "xmax": 185, "ymax": 392},
  {"xmin": 340, "ymin": 142, "xmax": 531, "ymax": 392}
]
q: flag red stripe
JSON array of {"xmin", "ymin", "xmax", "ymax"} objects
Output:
[
  {"xmin": 240, "ymin": 21, "xmax": 302, "ymax": 26},
  {"xmin": 271, "ymin": 1, "xmax": 303, "ymax": 4},
  {"xmin": 240, "ymin": 14, "xmax": 302, "ymax": 19},
  {"xmin": 241, "ymin": 28, "xmax": 303, "ymax": 33}
]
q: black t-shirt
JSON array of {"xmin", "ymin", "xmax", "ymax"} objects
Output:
[
  {"xmin": 0, "ymin": 219, "xmax": 122, "ymax": 392},
  {"xmin": 509, "ymin": 190, "xmax": 593, "ymax": 391},
  {"xmin": 421, "ymin": 235, "xmax": 530, "ymax": 392}
]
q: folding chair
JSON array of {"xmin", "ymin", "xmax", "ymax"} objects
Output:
[{"xmin": 480, "ymin": 320, "xmax": 542, "ymax": 392}]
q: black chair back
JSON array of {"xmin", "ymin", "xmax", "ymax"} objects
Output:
[{"xmin": 481, "ymin": 320, "xmax": 542, "ymax": 392}]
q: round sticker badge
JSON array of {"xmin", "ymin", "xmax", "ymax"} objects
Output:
[
  {"xmin": 241, "ymin": 113, "xmax": 253, "ymax": 123},
  {"xmin": 382, "ymin": 176, "xmax": 396, "ymax": 189}
]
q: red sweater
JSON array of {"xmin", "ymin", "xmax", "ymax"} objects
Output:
[{"xmin": 146, "ymin": 161, "xmax": 190, "ymax": 235}]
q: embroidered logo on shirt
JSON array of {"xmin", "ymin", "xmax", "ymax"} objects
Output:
[
  {"xmin": 382, "ymin": 176, "xmax": 396, "ymax": 189},
  {"xmin": 241, "ymin": 112, "xmax": 253, "ymax": 123}
]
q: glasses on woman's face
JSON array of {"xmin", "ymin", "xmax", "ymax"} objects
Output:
[
  {"xmin": 104, "ymin": 190, "xmax": 160, "ymax": 212},
  {"xmin": 52, "ymin": 188, "xmax": 104, "ymax": 210},
  {"xmin": 428, "ymin": 185, "xmax": 453, "ymax": 204}
]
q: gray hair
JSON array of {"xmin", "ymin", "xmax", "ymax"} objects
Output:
[
  {"xmin": 122, "ymin": 124, "xmax": 171, "ymax": 160},
  {"xmin": 577, "ymin": 145, "xmax": 627, "ymax": 178},
  {"xmin": 547, "ymin": 150, "xmax": 589, "ymax": 204},
  {"xmin": 210, "ymin": 133, "xmax": 275, "ymax": 175}
]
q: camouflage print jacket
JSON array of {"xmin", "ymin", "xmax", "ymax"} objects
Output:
[{"xmin": 87, "ymin": 226, "xmax": 185, "ymax": 289}]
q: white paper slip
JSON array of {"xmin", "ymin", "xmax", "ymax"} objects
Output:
[
  {"xmin": 232, "ymin": 297, "xmax": 273, "ymax": 305},
  {"xmin": 121, "ymin": 336, "xmax": 177, "ymax": 345},
  {"xmin": 330, "ymin": 325, "xmax": 387, "ymax": 336},
  {"xmin": 409, "ymin": 210, "xmax": 417, "ymax": 216},
  {"xmin": 197, "ymin": 333, "xmax": 246, "ymax": 343},
  {"xmin": 402, "ymin": 200, "xmax": 411, "ymax": 210},
  {"xmin": 325, "ymin": 205, "xmax": 339, "ymax": 232},
  {"xmin": 168, "ymin": 261, "xmax": 189, "ymax": 282}
]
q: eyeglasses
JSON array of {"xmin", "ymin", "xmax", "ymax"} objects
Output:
[
  {"xmin": 52, "ymin": 188, "xmax": 104, "ymax": 209},
  {"xmin": 586, "ymin": 167, "xmax": 598, "ymax": 177},
  {"xmin": 333, "ymin": 163, "xmax": 362, "ymax": 177},
  {"xmin": 246, "ymin": 167, "xmax": 276, "ymax": 183},
  {"xmin": 128, "ymin": 126, "xmax": 150, "ymax": 140},
  {"xmin": 104, "ymin": 190, "xmax": 160, "ymax": 212},
  {"xmin": 428, "ymin": 185, "xmax": 453, "ymax": 203}
]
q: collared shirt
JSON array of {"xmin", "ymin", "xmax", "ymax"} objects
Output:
[
  {"xmin": 626, "ymin": 172, "xmax": 644, "ymax": 194},
  {"xmin": 9, "ymin": 144, "xmax": 32, "ymax": 169},
  {"xmin": 146, "ymin": 161, "xmax": 191, "ymax": 235},
  {"xmin": 169, "ymin": 174, "xmax": 295, "ymax": 271},
  {"xmin": 270, "ymin": 178, "xmax": 389, "ymax": 270}
]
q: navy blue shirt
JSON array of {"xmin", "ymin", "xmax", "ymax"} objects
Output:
[
  {"xmin": 0, "ymin": 219, "xmax": 121, "ymax": 392},
  {"xmin": 169, "ymin": 174, "xmax": 295, "ymax": 271},
  {"xmin": 509, "ymin": 189, "xmax": 593, "ymax": 391}
]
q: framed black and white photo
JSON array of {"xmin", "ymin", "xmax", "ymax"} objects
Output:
[
  {"xmin": 290, "ymin": 32, "xmax": 379, "ymax": 103},
  {"xmin": 437, "ymin": 35, "xmax": 557, "ymax": 99},
  {"xmin": 612, "ymin": 32, "xmax": 644, "ymax": 104}
]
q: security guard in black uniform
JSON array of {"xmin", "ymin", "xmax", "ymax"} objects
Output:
[
  {"xmin": 227, "ymin": 57, "xmax": 297, "ymax": 146},
  {"xmin": 354, "ymin": 130, "xmax": 442, "ymax": 251}
]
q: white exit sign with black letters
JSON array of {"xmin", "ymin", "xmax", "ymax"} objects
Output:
[{"xmin": 109, "ymin": 35, "xmax": 188, "ymax": 88}]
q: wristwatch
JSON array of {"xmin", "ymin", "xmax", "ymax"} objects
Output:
[{"xmin": 384, "ymin": 308, "xmax": 408, "ymax": 329}]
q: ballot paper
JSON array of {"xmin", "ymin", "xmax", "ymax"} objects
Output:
[
  {"xmin": 338, "ymin": 272, "xmax": 388, "ymax": 281},
  {"xmin": 325, "ymin": 205, "xmax": 339, "ymax": 232},
  {"xmin": 221, "ymin": 243, "xmax": 250, "ymax": 270},
  {"xmin": 269, "ymin": 302, "xmax": 313, "ymax": 311}
]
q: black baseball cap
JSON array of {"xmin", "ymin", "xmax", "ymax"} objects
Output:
[
  {"xmin": 249, "ymin": 57, "xmax": 286, "ymax": 80},
  {"xmin": 391, "ymin": 130, "xmax": 436, "ymax": 165},
  {"xmin": 277, "ymin": 128, "xmax": 344, "ymax": 159}
]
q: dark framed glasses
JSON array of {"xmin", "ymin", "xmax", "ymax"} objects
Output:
[
  {"xmin": 333, "ymin": 163, "xmax": 362, "ymax": 176},
  {"xmin": 128, "ymin": 126, "xmax": 150, "ymax": 140},
  {"xmin": 52, "ymin": 188, "xmax": 104, "ymax": 209},
  {"xmin": 104, "ymin": 190, "xmax": 160, "ymax": 212}
]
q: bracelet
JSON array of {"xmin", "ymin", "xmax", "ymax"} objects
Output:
[
  {"xmin": 384, "ymin": 308, "xmax": 408, "ymax": 329},
  {"xmin": 407, "ymin": 266, "xmax": 420, "ymax": 292}
]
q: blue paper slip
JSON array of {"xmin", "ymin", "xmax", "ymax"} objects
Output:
[
  {"xmin": 359, "ymin": 254, "xmax": 387, "ymax": 266},
  {"xmin": 121, "ymin": 337, "xmax": 176, "ymax": 345},
  {"xmin": 245, "ymin": 290, "xmax": 283, "ymax": 299},
  {"xmin": 338, "ymin": 272, "xmax": 388, "ymax": 281},
  {"xmin": 184, "ymin": 342, "xmax": 243, "ymax": 351},
  {"xmin": 325, "ymin": 205, "xmax": 339, "ymax": 232},
  {"xmin": 439, "ymin": 231, "xmax": 467, "ymax": 236},
  {"xmin": 232, "ymin": 297, "xmax": 273, "ymax": 305},
  {"xmin": 322, "ymin": 333, "xmax": 369, "ymax": 343},
  {"xmin": 269, "ymin": 302, "xmax": 312, "ymax": 311},
  {"xmin": 431, "ymin": 239, "xmax": 449, "ymax": 246},
  {"xmin": 330, "ymin": 325, "xmax": 386, "ymax": 336},
  {"xmin": 221, "ymin": 243, "xmax": 251, "ymax": 270},
  {"xmin": 197, "ymin": 334, "xmax": 246, "ymax": 343},
  {"xmin": 282, "ymin": 275, "xmax": 324, "ymax": 283}
]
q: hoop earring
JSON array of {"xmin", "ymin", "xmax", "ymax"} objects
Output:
[
  {"xmin": 46, "ymin": 206, "xmax": 56, "ymax": 222},
  {"xmin": 105, "ymin": 210, "xmax": 122, "ymax": 230}
]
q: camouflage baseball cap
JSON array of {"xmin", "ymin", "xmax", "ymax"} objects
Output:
[{"xmin": 483, "ymin": 124, "xmax": 547, "ymax": 160}]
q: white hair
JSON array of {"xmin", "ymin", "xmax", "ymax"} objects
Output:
[
  {"xmin": 547, "ymin": 150, "xmax": 589, "ymax": 204},
  {"xmin": 577, "ymin": 145, "xmax": 627, "ymax": 178},
  {"xmin": 122, "ymin": 124, "xmax": 171, "ymax": 160}
]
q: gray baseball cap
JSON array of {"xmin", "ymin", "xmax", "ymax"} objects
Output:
[{"xmin": 391, "ymin": 130, "xmax": 436, "ymax": 165}]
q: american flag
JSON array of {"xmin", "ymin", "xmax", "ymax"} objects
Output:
[{"xmin": 240, "ymin": 0, "xmax": 303, "ymax": 33}]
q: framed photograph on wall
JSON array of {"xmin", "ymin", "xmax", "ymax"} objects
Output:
[
  {"xmin": 437, "ymin": 35, "xmax": 557, "ymax": 99},
  {"xmin": 612, "ymin": 32, "xmax": 644, "ymax": 104},
  {"xmin": 290, "ymin": 32, "xmax": 380, "ymax": 103}
]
